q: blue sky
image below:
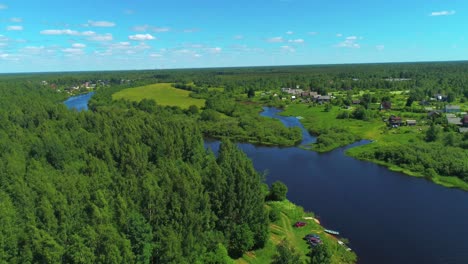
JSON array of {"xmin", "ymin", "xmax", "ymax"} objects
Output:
[{"xmin": 0, "ymin": 0, "xmax": 467, "ymax": 72}]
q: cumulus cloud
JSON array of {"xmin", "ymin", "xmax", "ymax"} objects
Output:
[
  {"xmin": 150, "ymin": 53, "xmax": 163, "ymax": 57},
  {"xmin": 336, "ymin": 33, "xmax": 343, "ymax": 37},
  {"xmin": 267, "ymin": 36, "xmax": 284, "ymax": 43},
  {"xmin": 0, "ymin": 4, "xmax": 7, "ymax": 10},
  {"xmin": 40, "ymin": 29, "xmax": 80, "ymax": 35},
  {"xmin": 7, "ymin": 25, "xmax": 23, "ymax": 31},
  {"xmin": 288, "ymin": 39, "xmax": 304, "ymax": 43},
  {"xmin": 128, "ymin": 34, "xmax": 156, "ymax": 41},
  {"xmin": 88, "ymin": 20, "xmax": 116, "ymax": 27},
  {"xmin": 88, "ymin": 33, "xmax": 113, "ymax": 42},
  {"xmin": 62, "ymin": 48, "xmax": 84, "ymax": 55},
  {"xmin": 132, "ymin": 25, "xmax": 170, "ymax": 32},
  {"xmin": 286, "ymin": 31, "xmax": 294, "ymax": 35},
  {"xmin": 376, "ymin": 45, "xmax": 385, "ymax": 51},
  {"xmin": 336, "ymin": 36, "xmax": 361, "ymax": 48},
  {"xmin": 308, "ymin": 32, "xmax": 318, "ymax": 35},
  {"xmin": 234, "ymin": 35, "xmax": 244, "ymax": 40},
  {"xmin": 281, "ymin": 45, "xmax": 296, "ymax": 52},
  {"xmin": 72, "ymin": 43, "xmax": 86, "ymax": 48},
  {"xmin": 430, "ymin": 10, "xmax": 456, "ymax": 16}
]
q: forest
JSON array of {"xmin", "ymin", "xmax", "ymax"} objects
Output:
[
  {"xmin": 0, "ymin": 81, "xmax": 270, "ymax": 263},
  {"xmin": 2, "ymin": 61, "xmax": 468, "ymax": 263}
]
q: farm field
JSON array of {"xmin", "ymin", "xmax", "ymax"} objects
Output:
[{"xmin": 112, "ymin": 83, "xmax": 205, "ymax": 109}]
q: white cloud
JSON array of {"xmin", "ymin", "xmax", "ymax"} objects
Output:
[
  {"xmin": 267, "ymin": 36, "xmax": 284, "ymax": 43},
  {"xmin": 194, "ymin": 54, "xmax": 202, "ymax": 58},
  {"xmin": 62, "ymin": 48, "xmax": 84, "ymax": 55},
  {"xmin": 40, "ymin": 29, "xmax": 80, "ymax": 35},
  {"xmin": 7, "ymin": 26, "xmax": 23, "ymax": 31},
  {"xmin": 207, "ymin": 47, "xmax": 222, "ymax": 54},
  {"xmin": 88, "ymin": 33, "xmax": 113, "ymax": 41},
  {"xmin": 281, "ymin": 45, "xmax": 296, "ymax": 53},
  {"xmin": 10, "ymin": 17, "xmax": 22, "ymax": 23},
  {"xmin": 336, "ymin": 33, "xmax": 343, "ymax": 37},
  {"xmin": 88, "ymin": 20, "xmax": 116, "ymax": 27},
  {"xmin": 430, "ymin": 10, "xmax": 456, "ymax": 16},
  {"xmin": 376, "ymin": 45, "xmax": 385, "ymax": 51},
  {"xmin": 132, "ymin": 25, "xmax": 170, "ymax": 32},
  {"xmin": 336, "ymin": 36, "xmax": 361, "ymax": 48},
  {"xmin": 72, "ymin": 43, "xmax": 86, "ymax": 48},
  {"xmin": 234, "ymin": 35, "xmax": 244, "ymax": 40},
  {"xmin": 286, "ymin": 31, "xmax": 294, "ymax": 35},
  {"xmin": 128, "ymin": 34, "xmax": 156, "ymax": 41},
  {"xmin": 288, "ymin": 39, "xmax": 304, "ymax": 43},
  {"xmin": 150, "ymin": 53, "xmax": 163, "ymax": 57},
  {"xmin": 183, "ymin": 28, "xmax": 199, "ymax": 33},
  {"xmin": 308, "ymin": 32, "xmax": 318, "ymax": 35},
  {"xmin": 0, "ymin": 4, "xmax": 7, "ymax": 10},
  {"xmin": 82, "ymin": 31, "xmax": 96, "ymax": 36},
  {"xmin": 152, "ymin": 27, "xmax": 170, "ymax": 32}
]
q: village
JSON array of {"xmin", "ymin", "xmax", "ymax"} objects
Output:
[{"xmin": 275, "ymin": 86, "xmax": 468, "ymax": 134}]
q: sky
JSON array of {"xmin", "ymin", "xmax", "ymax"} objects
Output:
[{"xmin": 0, "ymin": 0, "xmax": 467, "ymax": 73}]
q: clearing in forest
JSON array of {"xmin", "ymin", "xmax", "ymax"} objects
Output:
[{"xmin": 112, "ymin": 83, "xmax": 205, "ymax": 109}]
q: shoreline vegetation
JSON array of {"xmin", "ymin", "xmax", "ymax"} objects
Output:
[
  {"xmin": 279, "ymin": 104, "xmax": 468, "ymax": 191},
  {"xmin": 237, "ymin": 200, "xmax": 356, "ymax": 264}
]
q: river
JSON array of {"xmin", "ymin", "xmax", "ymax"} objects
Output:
[
  {"xmin": 66, "ymin": 94, "xmax": 468, "ymax": 264},
  {"xmin": 63, "ymin": 92, "xmax": 95, "ymax": 111}
]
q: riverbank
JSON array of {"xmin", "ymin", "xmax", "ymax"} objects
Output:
[
  {"xmin": 236, "ymin": 200, "xmax": 356, "ymax": 264},
  {"xmin": 346, "ymin": 144, "xmax": 468, "ymax": 191},
  {"xmin": 279, "ymin": 104, "xmax": 468, "ymax": 191}
]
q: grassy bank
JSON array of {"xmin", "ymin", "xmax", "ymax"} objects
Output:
[
  {"xmin": 112, "ymin": 83, "xmax": 205, "ymax": 109},
  {"xmin": 280, "ymin": 103, "xmax": 468, "ymax": 191},
  {"xmin": 346, "ymin": 142, "xmax": 468, "ymax": 191},
  {"xmin": 236, "ymin": 200, "xmax": 356, "ymax": 264}
]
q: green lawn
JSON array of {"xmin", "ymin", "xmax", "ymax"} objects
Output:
[
  {"xmin": 236, "ymin": 200, "xmax": 356, "ymax": 264},
  {"xmin": 281, "ymin": 104, "xmax": 384, "ymax": 140},
  {"xmin": 112, "ymin": 83, "xmax": 205, "ymax": 109}
]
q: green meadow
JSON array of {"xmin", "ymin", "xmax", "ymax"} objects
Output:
[{"xmin": 112, "ymin": 83, "xmax": 205, "ymax": 109}]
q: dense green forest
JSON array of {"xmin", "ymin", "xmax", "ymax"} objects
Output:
[
  {"xmin": 2, "ymin": 61, "xmax": 468, "ymax": 263},
  {"xmin": 0, "ymin": 82, "xmax": 270, "ymax": 263}
]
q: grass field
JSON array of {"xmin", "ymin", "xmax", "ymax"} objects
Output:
[
  {"xmin": 112, "ymin": 83, "xmax": 205, "ymax": 109},
  {"xmin": 236, "ymin": 200, "xmax": 356, "ymax": 264},
  {"xmin": 281, "ymin": 104, "xmax": 385, "ymax": 140}
]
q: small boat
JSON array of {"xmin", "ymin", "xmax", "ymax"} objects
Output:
[{"xmin": 324, "ymin": 229, "xmax": 340, "ymax": 235}]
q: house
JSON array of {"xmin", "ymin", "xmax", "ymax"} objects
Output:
[
  {"xmin": 380, "ymin": 101, "xmax": 392, "ymax": 110},
  {"xmin": 406, "ymin": 120, "xmax": 417, "ymax": 126},
  {"xmin": 352, "ymin": 100, "xmax": 361, "ymax": 105},
  {"xmin": 301, "ymin": 91, "xmax": 318, "ymax": 98},
  {"xmin": 428, "ymin": 111, "xmax": 441, "ymax": 118},
  {"xmin": 462, "ymin": 115, "xmax": 468, "ymax": 127},
  {"xmin": 459, "ymin": 127, "xmax": 468, "ymax": 133},
  {"xmin": 444, "ymin": 105, "xmax": 460, "ymax": 113},
  {"xmin": 388, "ymin": 115, "xmax": 402, "ymax": 126},
  {"xmin": 446, "ymin": 114, "xmax": 462, "ymax": 126},
  {"xmin": 434, "ymin": 94, "xmax": 446, "ymax": 101},
  {"xmin": 316, "ymin": 95, "xmax": 331, "ymax": 103}
]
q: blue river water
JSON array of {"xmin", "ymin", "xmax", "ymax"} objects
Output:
[
  {"xmin": 63, "ymin": 92, "xmax": 95, "ymax": 111},
  {"xmin": 66, "ymin": 94, "xmax": 468, "ymax": 264}
]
